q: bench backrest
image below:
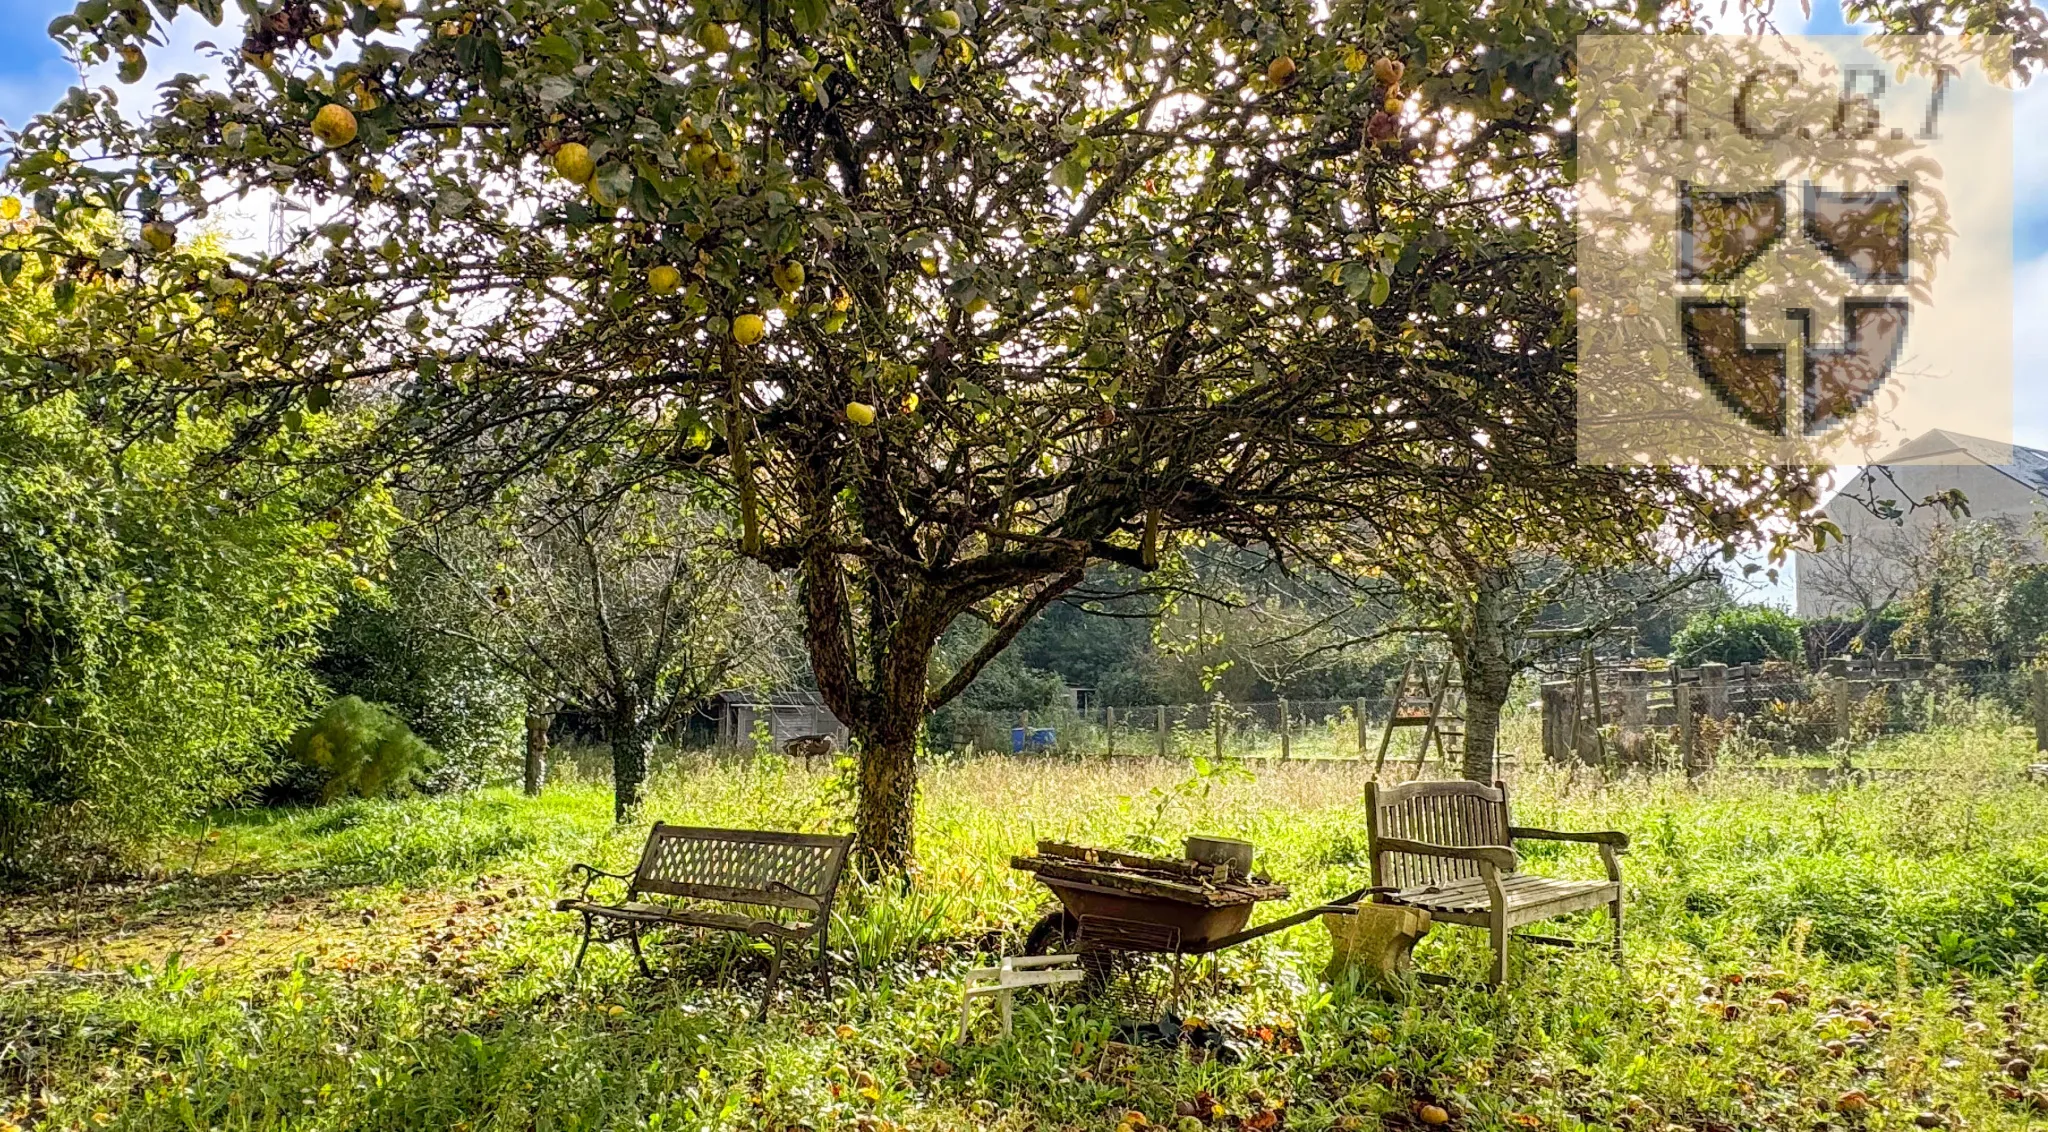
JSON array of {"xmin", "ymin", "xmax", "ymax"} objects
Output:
[
  {"xmin": 1366, "ymin": 779, "xmax": 1513, "ymax": 889},
  {"xmin": 629, "ymin": 825, "xmax": 854, "ymax": 916}
]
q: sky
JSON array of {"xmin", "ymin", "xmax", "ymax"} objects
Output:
[{"xmin": 0, "ymin": 0, "xmax": 2040, "ymax": 607}]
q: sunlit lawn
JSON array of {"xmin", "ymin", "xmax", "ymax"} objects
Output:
[{"xmin": 8, "ymin": 721, "xmax": 2048, "ymax": 1130}]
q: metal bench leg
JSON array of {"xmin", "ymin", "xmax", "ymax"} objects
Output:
[
  {"xmin": 627, "ymin": 925, "xmax": 652, "ymax": 977},
  {"xmin": 758, "ymin": 939, "xmax": 785, "ymax": 1022},
  {"xmin": 816, "ymin": 928, "xmax": 832, "ymax": 991},
  {"xmin": 573, "ymin": 913, "xmax": 595, "ymax": 974},
  {"xmin": 1609, "ymin": 896, "xmax": 1625, "ymax": 968}
]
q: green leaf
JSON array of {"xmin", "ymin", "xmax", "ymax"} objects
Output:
[
  {"xmin": 533, "ymin": 34, "xmax": 582, "ymax": 68},
  {"xmin": 1340, "ymin": 263, "xmax": 1372, "ymax": 300},
  {"xmin": 789, "ymin": 0, "xmax": 829, "ymax": 34},
  {"xmin": 1051, "ymin": 156, "xmax": 1088, "ymax": 191}
]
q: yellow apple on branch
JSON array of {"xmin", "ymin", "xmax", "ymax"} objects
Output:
[
  {"xmin": 552, "ymin": 142, "xmax": 594, "ymax": 184},
  {"xmin": 311, "ymin": 104, "xmax": 358, "ymax": 148}
]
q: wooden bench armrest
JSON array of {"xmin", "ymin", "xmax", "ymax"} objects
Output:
[
  {"xmin": 1509, "ymin": 827, "xmax": 1631, "ymax": 851},
  {"xmin": 1375, "ymin": 837, "xmax": 1519, "ymax": 873}
]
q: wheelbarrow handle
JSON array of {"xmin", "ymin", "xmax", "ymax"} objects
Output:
[{"xmin": 1198, "ymin": 885, "xmax": 1400, "ymax": 950}]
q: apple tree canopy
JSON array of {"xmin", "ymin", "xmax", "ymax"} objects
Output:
[{"xmin": 6, "ymin": 0, "xmax": 2037, "ymax": 868}]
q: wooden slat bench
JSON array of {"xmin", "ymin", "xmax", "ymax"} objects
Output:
[
  {"xmin": 1366, "ymin": 779, "xmax": 1627, "ymax": 986},
  {"xmin": 555, "ymin": 824, "xmax": 854, "ymax": 1019}
]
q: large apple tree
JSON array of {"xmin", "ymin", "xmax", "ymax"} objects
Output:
[{"xmin": 6, "ymin": 0, "xmax": 2038, "ymax": 872}]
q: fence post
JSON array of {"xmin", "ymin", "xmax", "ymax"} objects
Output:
[
  {"xmin": 1829, "ymin": 656, "xmax": 1851, "ymax": 746},
  {"xmin": 1213, "ymin": 697, "xmax": 1226, "ymax": 761},
  {"xmin": 1105, "ymin": 705, "xmax": 1115, "ymax": 758},
  {"xmin": 1700, "ymin": 663, "xmax": 1729, "ymax": 720},
  {"xmin": 2034, "ymin": 669, "xmax": 2048, "ymax": 753},
  {"xmin": 1540, "ymin": 682, "xmax": 1567, "ymax": 763},
  {"xmin": 1583, "ymin": 645, "xmax": 1610, "ymax": 771},
  {"xmin": 1677, "ymin": 683, "xmax": 1700, "ymax": 779},
  {"xmin": 1355, "ymin": 697, "xmax": 1370, "ymax": 757},
  {"xmin": 524, "ymin": 710, "xmax": 550, "ymax": 796},
  {"xmin": 1157, "ymin": 705, "xmax": 1169, "ymax": 758},
  {"xmin": 1278, "ymin": 698, "xmax": 1291, "ymax": 761}
]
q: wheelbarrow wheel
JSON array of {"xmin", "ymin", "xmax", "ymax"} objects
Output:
[
  {"xmin": 1022, "ymin": 908, "xmax": 1115, "ymax": 994},
  {"xmin": 1023, "ymin": 909, "xmax": 1079, "ymax": 957}
]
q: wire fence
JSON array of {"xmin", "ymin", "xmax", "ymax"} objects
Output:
[
  {"xmin": 915, "ymin": 660, "xmax": 2045, "ymax": 777},
  {"xmin": 942, "ymin": 689, "xmax": 1522, "ymax": 766}
]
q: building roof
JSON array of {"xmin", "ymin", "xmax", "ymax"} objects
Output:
[
  {"xmin": 1864, "ymin": 430, "xmax": 2048, "ymax": 498},
  {"xmin": 710, "ymin": 687, "xmax": 832, "ymax": 708}
]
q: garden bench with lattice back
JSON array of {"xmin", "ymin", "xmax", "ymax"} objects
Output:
[
  {"xmin": 1366, "ymin": 779, "xmax": 1627, "ymax": 986},
  {"xmin": 555, "ymin": 824, "xmax": 854, "ymax": 1019}
]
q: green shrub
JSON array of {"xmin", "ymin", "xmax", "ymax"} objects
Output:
[
  {"xmin": 1924, "ymin": 854, "xmax": 2048, "ymax": 974},
  {"xmin": 0, "ymin": 396, "xmax": 392, "ymax": 878},
  {"xmin": 315, "ymin": 561, "xmax": 524, "ymax": 792},
  {"xmin": 1670, "ymin": 605, "xmax": 1804, "ymax": 667},
  {"xmin": 285, "ymin": 697, "xmax": 439, "ymax": 802}
]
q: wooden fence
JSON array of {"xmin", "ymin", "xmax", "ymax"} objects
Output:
[{"xmin": 1540, "ymin": 657, "xmax": 1944, "ymax": 773}]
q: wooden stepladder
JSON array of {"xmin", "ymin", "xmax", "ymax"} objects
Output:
[{"xmin": 1373, "ymin": 657, "xmax": 1465, "ymax": 776}]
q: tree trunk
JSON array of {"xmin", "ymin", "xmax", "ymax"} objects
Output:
[
  {"xmin": 1461, "ymin": 678, "xmax": 1508, "ymax": 781},
  {"xmin": 795, "ymin": 536, "xmax": 1081, "ymax": 878},
  {"xmin": 852, "ymin": 728, "xmax": 919, "ymax": 878},
  {"xmin": 608, "ymin": 701, "xmax": 654, "ymax": 823},
  {"xmin": 1456, "ymin": 568, "xmax": 1518, "ymax": 783},
  {"xmin": 843, "ymin": 628, "xmax": 936, "ymax": 877},
  {"xmin": 799, "ymin": 541, "xmax": 944, "ymax": 879},
  {"xmin": 523, "ymin": 709, "xmax": 551, "ymax": 796}
]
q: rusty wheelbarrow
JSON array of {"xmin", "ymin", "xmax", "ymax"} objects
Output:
[{"xmin": 1011, "ymin": 840, "xmax": 1376, "ymax": 999}]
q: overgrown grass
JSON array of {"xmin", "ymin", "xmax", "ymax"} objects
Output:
[{"xmin": 10, "ymin": 725, "xmax": 2048, "ymax": 1130}]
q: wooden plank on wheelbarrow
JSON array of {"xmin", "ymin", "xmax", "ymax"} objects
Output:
[
  {"xmin": 1010, "ymin": 856, "xmax": 1289, "ymax": 906},
  {"xmin": 1030, "ymin": 841, "xmax": 1206, "ymax": 875}
]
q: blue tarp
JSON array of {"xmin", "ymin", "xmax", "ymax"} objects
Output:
[{"xmin": 1010, "ymin": 727, "xmax": 1057, "ymax": 753}]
